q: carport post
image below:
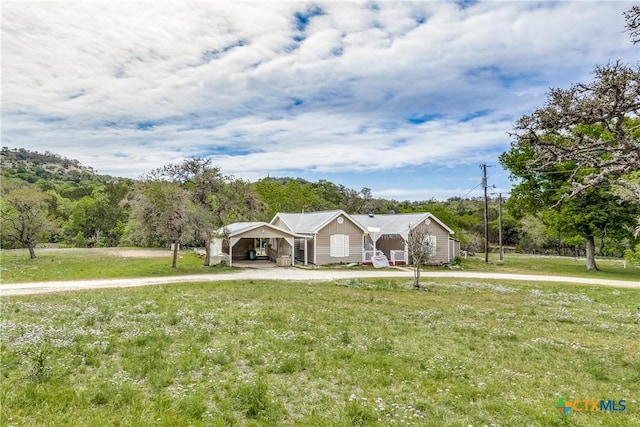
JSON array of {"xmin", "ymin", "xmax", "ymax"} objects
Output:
[{"xmin": 230, "ymin": 236, "xmax": 241, "ymax": 268}]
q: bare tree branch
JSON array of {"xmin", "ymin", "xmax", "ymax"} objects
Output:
[
  {"xmin": 624, "ymin": 6, "xmax": 640, "ymax": 44},
  {"xmin": 509, "ymin": 61, "xmax": 640, "ymax": 201}
]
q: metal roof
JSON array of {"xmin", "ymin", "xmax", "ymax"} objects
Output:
[
  {"xmin": 351, "ymin": 213, "xmax": 454, "ymax": 235},
  {"xmin": 271, "ymin": 210, "xmax": 367, "ymax": 234},
  {"xmin": 220, "ymin": 222, "xmax": 301, "ymax": 238}
]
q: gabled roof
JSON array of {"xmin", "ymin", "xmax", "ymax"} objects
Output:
[
  {"xmin": 271, "ymin": 210, "xmax": 368, "ymax": 234},
  {"xmin": 220, "ymin": 222, "xmax": 301, "ymax": 238},
  {"xmin": 352, "ymin": 212, "xmax": 454, "ymax": 235}
]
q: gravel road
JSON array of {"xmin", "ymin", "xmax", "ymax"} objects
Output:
[{"xmin": 2, "ymin": 267, "xmax": 638, "ymax": 296}]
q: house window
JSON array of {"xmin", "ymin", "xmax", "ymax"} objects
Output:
[{"xmin": 330, "ymin": 234, "xmax": 349, "ymax": 257}]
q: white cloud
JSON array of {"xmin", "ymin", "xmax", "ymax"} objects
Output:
[{"xmin": 2, "ymin": 1, "xmax": 637, "ymax": 197}]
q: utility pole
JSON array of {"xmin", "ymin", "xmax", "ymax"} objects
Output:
[
  {"xmin": 482, "ymin": 164, "xmax": 489, "ymax": 263},
  {"xmin": 498, "ymin": 193, "xmax": 503, "ymax": 261}
]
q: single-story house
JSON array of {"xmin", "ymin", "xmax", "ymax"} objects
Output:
[
  {"xmin": 209, "ymin": 222, "xmax": 300, "ymax": 267},
  {"xmin": 351, "ymin": 212, "xmax": 455, "ymax": 265},
  {"xmin": 216, "ymin": 211, "xmax": 456, "ymax": 267},
  {"xmin": 271, "ymin": 210, "xmax": 368, "ymax": 265}
]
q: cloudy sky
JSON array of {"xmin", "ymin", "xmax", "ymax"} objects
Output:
[{"xmin": 2, "ymin": 1, "xmax": 638, "ymax": 200}]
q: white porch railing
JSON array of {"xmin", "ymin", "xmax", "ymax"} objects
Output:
[
  {"xmin": 362, "ymin": 250, "xmax": 384, "ymax": 263},
  {"xmin": 390, "ymin": 250, "xmax": 407, "ymax": 265}
]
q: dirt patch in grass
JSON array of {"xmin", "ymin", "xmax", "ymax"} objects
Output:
[
  {"xmin": 99, "ymin": 248, "xmax": 172, "ymax": 258},
  {"xmin": 32, "ymin": 247, "xmax": 173, "ymax": 259}
]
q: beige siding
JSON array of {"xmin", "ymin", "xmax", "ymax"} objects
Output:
[
  {"xmin": 449, "ymin": 239, "xmax": 460, "ymax": 260},
  {"xmin": 271, "ymin": 217, "xmax": 289, "ymax": 231},
  {"xmin": 426, "ymin": 223, "xmax": 450, "ymax": 264},
  {"xmin": 404, "ymin": 223, "xmax": 451, "ymax": 265},
  {"xmin": 315, "ymin": 215, "xmax": 364, "ymax": 265}
]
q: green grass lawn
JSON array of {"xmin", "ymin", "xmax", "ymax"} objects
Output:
[
  {"xmin": 2, "ymin": 248, "xmax": 637, "ymax": 285},
  {"xmin": 1, "ymin": 278, "xmax": 638, "ymax": 426},
  {"xmin": 0, "ymin": 248, "xmax": 236, "ymax": 283},
  {"xmin": 457, "ymin": 253, "xmax": 639, "ymax": 282}
]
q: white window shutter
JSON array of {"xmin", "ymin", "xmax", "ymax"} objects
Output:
[
  {"xmin": 330, "ymin": 235, "xmax": 337, "ymax": 257},
  {"xmin": 428, "ymin": 235, "xmax": 437, "ymax": 256},
  {"xmin": 330, "ymin": 234, "xmax": 348, "ymax": 257}
]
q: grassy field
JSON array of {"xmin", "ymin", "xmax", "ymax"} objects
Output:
[
  {"xmin": 1, "ymin": 278, "xmax": 638, "ymax": 426},
  {"xmin": 1, "ymin": 248, "xmax": 638, "ymax": 284},
  {"xmin": 0, "ymin": 248, "xmax": 236, "ymax": 283},
  {"xmin": 459, "ymin": 253, "xmax": 639, "ymax": 282}
]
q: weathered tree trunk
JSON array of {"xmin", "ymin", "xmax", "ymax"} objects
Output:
[
  {"xmin": 414, "ymin": 263, "xmax": 421, "ymax": 289},
  {"xmin": 585, "ymin": 236, "xmax": 598, "ymax": 271},
  {"xmin": 172, "ymin": 239, "xmax": 179, "ymax": 268},
  {"xmin": 204, "ymin": 231, "xmax": 212, "ymax": 267},
  {"xmin": 27, "ymin": 241, "xmax": 37, "ymax": 259}
]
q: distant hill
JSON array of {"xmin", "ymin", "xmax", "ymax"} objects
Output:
[{"xmin": 1, "ymin": 147, "xmax": 128, "ymax": 192}]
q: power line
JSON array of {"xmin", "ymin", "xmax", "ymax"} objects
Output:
[{"xmin": 461, "ymin": 182, "xmax": 482, "ymax": 199}]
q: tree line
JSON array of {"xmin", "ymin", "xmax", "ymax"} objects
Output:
[{"xmin": 1, "ymin": 147, "xmax": 637, "ymax": 268}]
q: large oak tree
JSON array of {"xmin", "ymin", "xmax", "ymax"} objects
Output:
[
  {"xmin": 152, "ymin": 158, "xmax": 265, "ymax": 266},
  {"xmin": 126, "ymin": 180, "xmax": 196, "ymax": 268},
  {"xmin": 500, "ymin": 62, "xmax": 640, "ymax": 270}
]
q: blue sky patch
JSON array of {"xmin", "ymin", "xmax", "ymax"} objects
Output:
[
  {"xmin": 204, "ymin": 146, "xmax": 258, "ymax": 157},
  {"xmin": 407, "ymin": 114, "xmax": 442, "ymax": 125},
  {"xmin": 136, "ymin": 120, "xmax": 160, "ymax": 130},
  {"xmin": 293, "ymin": 5, "xmax": 325, "ymax": 32},
  {"xmin": 460, "ymin": 110, "xmax": 493, "ymax": 122}
]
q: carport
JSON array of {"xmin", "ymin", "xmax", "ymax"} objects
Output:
[{"xmin": 210, "ymin": 222, "xmax": 299, "ymax": 267}]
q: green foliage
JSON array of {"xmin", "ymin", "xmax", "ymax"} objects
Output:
[
  {"xmin": 232, "ymin": 378, "xmax": 281, "ymax": 420},
  {"xmin": 18, "ymin": 334, "xmax": 52, "ymax": 383},
  {"xmin": 1, "ymin": 147, "xmax": 123, "ymax": 197},
  {"xmin": 64, "ymin": 186, "xmax": 130, "ymax": 247},
  {"xmin": 2, "ymin": 148, "xmax": 132, "ymax": 248},
  {"xmin": 501, "ymin": 112, "xmax": 640, "ymax": 268},
  {"xmin": 73, "ymin": 231, "xmax": 88, "ymax": 248},
  {"xmin": 255, "ymin": 177, "xmax": 327, "ymax": 219},
  {"xmin": 624, "ymin": 243, "xmax": 640, "ymax": 266},
  {"xmin": 125, "ymin": 181, "xmax": 196, "ymax": 249},
  {"xmin": 1, "ymin": 186, "xmax": 58, "ymax": 256},
  {"xmin": 542, "ymin": 188, "xmax": 639, "ymax": 244},
  {"xmin": 9, "ymin": 147, "xmax": 635, "ymax": 258}
]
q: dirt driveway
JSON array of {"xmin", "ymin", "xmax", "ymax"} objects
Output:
[{"xmin": 1, "ymin": 267, "xmax": 638, "ymax": 296}]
